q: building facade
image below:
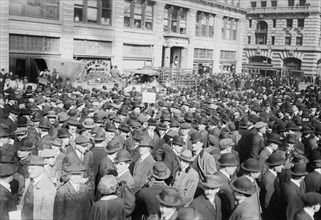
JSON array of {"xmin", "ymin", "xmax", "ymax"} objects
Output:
[
  {"xmin": 0, "ymin": 0, "xmax": 246, "ymax": 81},
  {"xmin": 243, "ymin": 0, "xmax": 321, "ymax": 76}
]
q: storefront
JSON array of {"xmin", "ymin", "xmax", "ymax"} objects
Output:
[
  {"xmin": 194, "ymin": 48, "xmax": 214, "ymax": 75},
  {"xmin": 122, "ymin": 44, "xmax": 153, "ymax": 69}
]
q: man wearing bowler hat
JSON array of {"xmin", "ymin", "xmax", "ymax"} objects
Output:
[
  {"xmin": 280, "ymin": 163, "xmax": 307, "ymax": 220},
  {"xmin": 143, "ymin": 118, "xmax": 160, "ymax": 152},
  {"xmin": 156, "ymin": 187, "xmax": 182, "ymax": 220},
  {"xmin": 21, "ymin": 156, "xmax": 56, "ymax": 220},
  {"xmin": 98, "ymin": 138, "xmax": 121, "ymax": 178},
  {"xmin": 258, "ymin": 133, "xmax": 281, "ymax": 172},
  {"xmin": 134, "ymin": 161, "xmax": 170, "ymax": 219},
  {"xmin": 0, "ymin": 163, "xmax": 18, "ymax": 220},
  {"xmin": 114, "ymin": 149, "xmax": 134, "ymax": 188},
  {"xmin": 189, "ymin": 175, "xmax": 223, "ymax": 220},
  {"xmin": 229, "ymin": 176, "xmax": 260, "ymax": 220},
  {"xmin": 294, "ymin": 192, "xmax": 321, "ymax": 220},
  {"xmin": 190, "ymin": 131, "xmax": 217, "ymax": 180},
  {"xmin": 41, "ymin": 149, "xmax": 62, "ymax": 188},
  {"xmin": 36, "ymin": 118, "xmax": 53, "ymax": 150},
  {"xmin": 172, "ymin": 149, "xmax": 199, "ymax": 207},
  {"xmin": 54, "ymin": 164, "xmax": 93, "ymax": 220},
  {"xmin": 215, "ymin": 153, "xmax": 238, "ymax": 220},
  {"xmin": 132, "ymin": 137, "xmax": 155, "ymax": 193},
  {"xmin": 260, "ymin": 152, "xmax": 285, "ymax": 220}
]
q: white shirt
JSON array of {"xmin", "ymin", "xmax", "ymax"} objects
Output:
[
  {"xmin": 220, "ymin": 169, "xmax": 231, "ymax": 181},
  {"xmin": 70, "ymin": 180, "xmax": 79, "ymax": 193},
  {"xmin": 140, "ymin": 152, "xmax": 151, "ymax": 162},
  {"xmin": 268, "ymin": 168, "xmax": 277, "ymax": 177},
  {"xmin": 0, "ymin": 180, "xmax": 11, "ymax": 192},
  {"xmin": 303, "ymin": 207, "xmax": 315, "ymax": 219},
  {"xmin": 265, "ymin": 146, "xmax": 274, "ymax": 155},
  {"xmin": 118, "ymin": 169, "xmax": 129, "ymax": 178},
  {"xmin": 290, "ymin": 178, "xmax": 301, "ymax": 188},
  {"xmin": 161, "ymin": 210, "xmax": 175, "ymax": 220},
  {"xmin": 76, "ymin": 149, "xmax": 84, "ymax": 161},
  {"xmin": 33, "ymin": 173, "xmax": 44, "ymax": 185}
]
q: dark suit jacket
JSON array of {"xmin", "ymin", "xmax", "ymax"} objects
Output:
[
  {"xmin": 191, "ymin": 149, "xmax": 217, "ymax": 181},
  {"xmin": 293, "ymin": 210, "xmax": 314, "ymax": 220},
  {"xmin": 260, "ymin": 169, "xmax": 277, "ymax": 219},
  {"xmin": 281, "ymin": 181, "xmax": 305, "ymax": 220},
  {"xmin": 214, "ymin": 171, "xmax": 234, "ymax": 220},
  {"xmin": 305, "ymin": 170, "xmax": 321, "ymax": 193},
  {"xmin": 189, "ymin": 194, "xmax": 222, "ymax": 220},
  {"xmin": 132, "ymin": 154, "xmax": 155, "ymax": 193},
  {"xmin": 0, "ymin": 185, "xmax": 17, "ymax": 220},
  {"xmin": 53, "ymin": 181, "xmax": 93, "ymax": 220},
  {"xmin": 163, "ymin": 147, "xmax": 180, "ymax": 178},
  {"xmin": 229, "ymin": 194, "xmax": 261, "ymax": 220},
  {"xmin": 236, "ymin": 127, "xmax": 258, "ymax": 163}
]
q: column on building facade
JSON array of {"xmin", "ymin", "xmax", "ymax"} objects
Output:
[
  {"xmin": 236, "ymin": 18, "xmax": 245, "ymax": 73},
  {"xmin": 153, "ymin": 1, "xmax": 166, "ymax": 68},
  {"xmin": 61, "ymin": 0, "xmax": 74, "ymax": 60},
  {"xmin": 0, "ymin": 1, "xmax": 9, "ymax": 71},
  {"xmin": 212, "ymin": 14, "xmax": 223, "ymax": 73},
  {"xmin": 113, "ymin": 0, "xmax": 126, "ymax": 70},
  {"xmin": 164, "ymin": 46, "xmax": 171, "ymax": 68},
  {"xmin": 185, "ymin": 8, "xmax": 197, "ymax": 70}
]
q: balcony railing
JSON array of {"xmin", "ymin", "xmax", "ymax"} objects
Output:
[{"xmin": 247, "ymin": 5, "xmax": 310, "ymax": 14}]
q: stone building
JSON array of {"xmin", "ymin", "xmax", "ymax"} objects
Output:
[
  {"xmin": 0, "ymin": 0, "xmax": 246, "ymax": 81},
  {"xmin": 243, "ymin": 0, "xmax": 321, "ymax": 76}
]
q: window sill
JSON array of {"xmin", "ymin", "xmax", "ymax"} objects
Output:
[
  {"xmin": 74, "ymin": 22, "xmax": 114, "ymax": 30},
  {"xmin": 163, "ymin": 33, "xmax": 189, "ymax": 39},
  {"xmin": 9, "ymin": 15, "xmax": 62, "ymax": 24},
  {"xmin": 123, "ymin": 28, "xmax": 154, "ymax": 34}
]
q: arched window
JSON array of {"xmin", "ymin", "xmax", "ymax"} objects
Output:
[
  {"xmin": 255, "ymin": 21, "xmax": 268, "ymax": 45},
  {"xmin": 296, "ymin": 33, "xmax": 303, "ymax": 46},
  {"xmin": 285, "ymin": 33, "xmax": 291, "ymax": 45},
  {"xmin": 283, "ymin": 57, "xmax": 301, "ymax": 70}
]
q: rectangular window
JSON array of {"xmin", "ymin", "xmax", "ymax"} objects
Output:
[
  {"xmin": 9, "ymin": 34, "xmax": 60, "ymax": 53},
  {"xmin": 194, "ymin": 48, "xmax": 214, "ymax": 60},
  {"xmin": 296, "ymin": 36, "xmax": 303, "ymax": 45},
  {"xmin": 288, "ymin": 0, "xmax": 294, "ymax": 6},
  {"xmin": 285, "ymin": 36, "xmax": 291, "ymax": 45},
  {"xmin": 222, "ymin": 17, "xmax": 237, "ymax": 40},
  {"xmin": 271, "ymin": 1, "xmax": 277, "ymax": 6},
  {"xmin": 271, "ymin": 36, "xmax": 275, "ymax": 45},
  {"xmin": 273, "ymin": 19, "xmax": 276, "ymax": 28},
  {"xmin": 286, "ymin": 19, "xmax": 293, "ymax": 28},
  {"xmin": 195, "ymin": 12, "xmax": 215, "ymax": 37},
  {"xmin": 220, "ymin": 50, "xmax": 236, "ymax": 60},
  {"xmin": 249, "ymin": 19, "xmax": 252, "ymax": 28},
  {"xmin": 226, "ymin": 19, "xmax": 231, "ymax": 40},
  {"xmin": 164, "ymin": 5, "xmax": 188, "ymax": 34},
  {"xmin": 87, "ymin": 0, "xmax": 98, "ymax": 23},
  {"xmin": 248, "ymin": 36, "xmax": 251, "ymax": 44},
  {"xmin": 74, "ymin": 0, "xmax": 84, "ymax": 22},
  {"xmin": 232, "ymin": 20, "xmax": 237, "ymax": 40},
  {"xmin": 208, "ymin": 15, "xmax": 214, "ymax": 37},
  {"xmin": 123, "ymin": 44, "xmax": 153, "ymax": 58},
  {"xmin": 101, "ymin": 0, "xmax": 112, "ymax": 25},
  {"xmin": 298, "ymin": 19, "xmax": 304, "ymax": 28},
  {"xmin": 124, "ymin": 0, "xmax": 154, "ymax": 30},
  {"xmin": 74, "ymin": 39, "xmax": 112, "ymax": 55},
  {"xmin": 10, "ymin": 0, "xmax": 59, "ymax": 20},
  {"xmin": 251, "ymin": 1, "xmax": 257, "ymax": 7},
  {"xmin": 261, "ymin": 1, "xmax": 267, "ymax": 7}
]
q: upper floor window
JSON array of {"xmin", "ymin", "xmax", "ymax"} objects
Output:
[
  {"xmin": 251, "ymin": 2, "xmax": 257, "ymax": 7},
  {"xmin": 285, "ymin": 34, "xmax": 291, "ymax": 45},
  {"xmin": 124, "ymin": 0, "xmax": 154, "ymax": 30},
  {"xmin": 261, "ymin": 1, "xmax": 267, "ymax": 7},
  {"xmin": 273, "ymin": 19, "xmax": 276, "ymax": 28},
  {"xmin": 299, "ymin": 0, "xmax": 306, "ymax": 5},
  {"xmin": 222, "ymin": 17, "xmax": 238, "ymax": 40},
  {"xmin": 164, "ymin": 5, "xmax": 188, "ymax": 34},
  {"xmin": 286, "ymin": 19, "xmax": 293, "ymax": 28},
  {"xmin": 195, "ymin": 11, "xmax": 215, "ymax": 37},
  {"xmin": 296, "ymin": 35, "xmax": 303, "ymax": 45},
  {"xmin": 248, "ymin": 36, "xmax": 251, "ymax": 44},
  {"xmin": 74, "ymin": 0, "xmax": 112, "ymax": 25},
  {"xmin": 298, "ymin": 19, "xmax": 304, "ymax": 28},
  {"xmin": 9, "ymin": 0, "xmax": 59, "ymax": 20},
  {"xmin": 271, "ymin": 1, "xmax": 277, "ymax": 6},
  {"xmin": 255, "ymin": 21, "xmax": 268, "ymax": 44},
  {"xmin": 249, "ymin": 19, "xmax": 252, "ymax": 28},
  {"xmin": 288, "ymin": 0, "xmax": 294, "ymax": 6},
  {"xmin": 271, "ymin": 36, "xmax": 275, "ymax": 45}
]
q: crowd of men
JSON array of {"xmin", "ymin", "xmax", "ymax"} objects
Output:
[{"xmin": 1, "ymin": 69, "xmax": 321, "ymax": 220}]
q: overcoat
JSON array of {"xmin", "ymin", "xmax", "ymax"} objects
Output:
[
  {"xmin": 0, "ymin": 184, "xmax": 17, "ymax": 220},
  {"xmin": 189, "ymin": 194, "xmax": 222, "ymax": 220}
]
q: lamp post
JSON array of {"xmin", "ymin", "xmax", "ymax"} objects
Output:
[{"xmin": 264, "ymin": 45, "xmax": 271, "ymax": 77}]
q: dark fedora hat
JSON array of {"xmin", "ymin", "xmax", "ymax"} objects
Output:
[
  {"xmin": 178, "ymin": 149, "xmax": 195, "ymax": 162},
  {"xmin": 31, "ymin": 111, "xmax": 43, "ymax": 122},
  {"xmin": 148, "ymin": 119, "xmax": 157, "ymax": 126},
  {"xmin": 311, "ymin": 159, "xmax": 321, "ymax": 168},
  {"xmin": 150, "ymin": 162, "xmax": 170, "ymax": 180},
  {"xmin": 57, "ymin": 128, "xmax": 71, "ymax": 138},
  {"xmin": 39, "ymin": 118, "xmax": 51, "ymax": 130},
  {"xmin": 184, "ymin": 112, "xmax": 194, "ymax": 122},
  {"xmin": 190, "ymin": 132, "xmax": 203, "ymax": 143},
  {"xmin": 66, "ymin": 164, "xmax": 86, "ymax": 173},
  {"xmin": 301, "ymin": 126, "xmax": 312, "ymax": 135},
  {"xmin": 286, "ymin": 134, "xmax": 297, "ymax": 144},
  {"xmin": 231, "ymin": 176, "xmax": 256, "ymax": 195},
  {"xmin": 198, "ymin": 117, "xmax": 208, "ymax": 125},
  {"xmin": 265, "ymin": 152, "xmax": 286, "ymax": 166},
  {"xmin": 118, "ymin": 123, "xmax": 131, "ymax": 133},
  {"xmin": 290, "ymin": 163, "xmax": 308, "ymax": 176},
  {"xmin": 28, "ymin": 156, "xmax": 45, "ymax": 166},
  {"xmin": 241, "ymin": 158, "xmax": 260, "ymax": 173},
  {"xmin": 217, "ymin": 153, "xmax": 238, "ymax": 167},
  {"xmin": 105, "ymin": 139, "xmax": 123, "ymax": 154},
  {"xmin": 114, "ymin": 149, "xmax": 131, "ymax": 163},
  {"xmin": 93, "ymin": 129, "xmax": 106, "ymax": 142},
  {"xmin": 172, "ymin": 135, "xmax": 185, "ymax": 146},
  {"xmin": 177, "ymin": 207, "xmax": 203, "ymax": 220},
  {"xmin": 10, "ymin": 105, "xmax": 21, "ymax": 115},
  {"xmin": 139, "ymin": 137, "xmax": 153, "ymax": 148},
  {"xmin": 157, "ymin": 123, "xmax": 167, "ymax": 131},
  {"xmin": 67, "ymin": 117, "xmax": 80, "ymax": 126},
  {"xmin": 17, "ymin": 116, "xmax": 28, "ymax": 127},
  {"xmin": 156, "ymin": 187, "xmax": 182, "ymax": 207},
  {"xmin": 0, "ymin": 163, "xmax": 18, "ymax": 177},
  {"xmin": 105, "ymin": 122, "xmax": 116, "ymax": 132},
  {"xmin": 0, "ymin": 127, "xmax": 11, "ymax": 138},
  {"xmin": 131, "ymin": 129, "xmax": 142, "ymax": 141},
  {"xmin": 267, "ymin": 133, "xmax": 281, "ymax": 145},
  {"xmin": 286, "ymin": 122, "xmax": 299, "ymax": 131},
  {"xmin": 201, "ymin": 175, "xmax": 223, "ymax": 189}
]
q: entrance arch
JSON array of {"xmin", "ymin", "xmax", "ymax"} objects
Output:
[
  {"xmin": 249, "ymin": 56, "xmax": 271, "ymax": 64},
  {"xmin": 283, "ymin": 57, "xmax": 301, "ymax": 70}
]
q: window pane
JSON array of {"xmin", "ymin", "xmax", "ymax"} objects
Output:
[
  {"xmin": 163, "ymin": 8, "xmax": 169, "ymax": 32},
  {"xmin": 102, "ymin": 0, "xmax": 112, "ymax": 8},
  {"xmin": 26, "ymin": 0, "xmax": 42, "ymax": 18},
  {"xmin": 74, "ymin": 7, "xmax": 83, "ymax": 21},
  {"xmin": 180, "ymin": 10, "xmax": 187, "ymax": 34},
  {"xmin": 87, "ymin": 0, "xmax": 97, "ymax": 7},
  {"xmin": 145, "ymin": 4, "xmax": 153, "ymax": 30},
  {"xmin": 124, "ymin": 1, "xmax": 131, "ymax": 27},
  {"xmin": 134, "ymin": 4, "xmax": 142, "ymax": 28},
  {"xmin": 201, "ymin": 15, "xmax": 206, "ymax": 36},
  {"xmin": 194, "ymin": 49, "xmax": 199, "ymax": 58},
  {"xmin": 285, "ymin": 37, "xmax": 291, "ymax": 45},
  {"xmin": 101, "ymin": 9, "xmax": 111, "ymax": 25},
  {"xmin": 9, "ymin": 0, "xmax": 24, "ymax": 16},
  {"xmin": 44, "ymin": 0, "xmax": 59, "ymax": 19},
  {"xmin": 207, "ymin": 50, "xmax": 213, "ymax": 59},
  {"xmin": 87, "ymin": 7, "xmax": 98, "ymax": 23}
]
